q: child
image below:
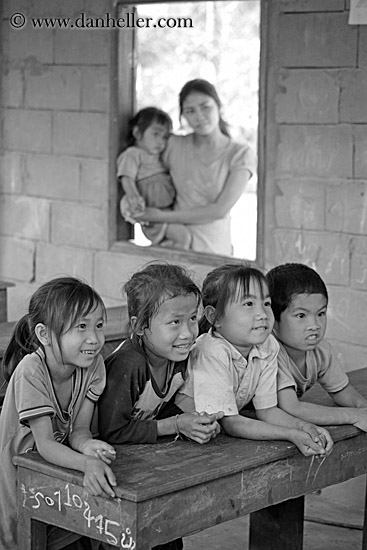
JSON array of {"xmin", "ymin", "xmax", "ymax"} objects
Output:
[
  {"xmin": 175, "ymin": 263, "xmax": 333, "ymax": 456},
  {"xmin": 117, "ymin": 107, "xmax": 191, "ymax": 249},
  {"xmin": 266, "ymin": 262, "xmax": 367, "ymax": 430},
  {"xmin": 98, "ymin": 263, "xmax": 223, "ymax": 550},
  {"xmin": 0, "ymin": 277, "xmax": 117, "ymax": 550}
]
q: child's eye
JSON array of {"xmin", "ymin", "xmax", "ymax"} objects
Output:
[
  {"xmin": 96, "ymin": 321, "xmax": 104, "ymax": 330},
  {"xmin": 264, "ymin": 300, "xmax": 272, "ymax": 307},
  {"xmin": 78, "ymin": 323, "xmax": 87, "ymax": 330},
  {"xmin": 318, "ymin": 311, "xmax": 326, "ymax": 317},
  {"xmin": 243, "ymin": 301, "xmax": 253, "ymax": 307},
  {"xmin": 295, "ymin": 313, "xmax": 305, "ymax": 319},
  {"xmin": 169, "ymin": 319, "xmax": 180, "ymax": 325},
  {"xmin": 190, "ymin": 314, "xmax": 198, "ymax": 322}
]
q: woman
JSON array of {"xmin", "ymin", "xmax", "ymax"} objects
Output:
[{"xmin": 136, "ymin": 79, "xmax": 256, "ymax": 256}]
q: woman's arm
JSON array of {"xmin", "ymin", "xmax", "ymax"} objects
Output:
[{"xmin": 136, "ymin": 168, "xmax": 252, "ymax": 225}]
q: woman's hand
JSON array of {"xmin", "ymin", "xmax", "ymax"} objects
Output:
[
  {"xmin": 83, "ymin": 456, "xmax": 117, "ymax": 498},
  {"xmin": 134, "ymin": 207, "xmax": 164, "ymax": 223},
  {"xmin": 177, "ymin": 411, "xmax": 224, "ymax": 444},
  {"xmin": 81, "ymin": 438, "xmax": 117, "ymax": 464}
]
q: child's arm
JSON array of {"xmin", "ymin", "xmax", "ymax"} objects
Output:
[
  {"xmin": 70, "ymin": 398, "xmax": 116, "ymax": 464},
  {"xmin": 157, "ymin": 411, "xmax": 224, "ymax": 444},
  {"xmin": 120, "ymin": 176, "xmax": 145, "ymax": 214},
  {"xmin": 329, "ymin": 383, "xmax": 367, "ymax": 408},
  {"xmin": 221, "ymin": 412, "xmax": 327, "ymax": 457},
  {"xmin": 29, "ymin": 414, "xmax": 116, "ymax": 498},
  {"xmin": 278, "ymin": 386, "xmax": 367, "ymax": 431}
]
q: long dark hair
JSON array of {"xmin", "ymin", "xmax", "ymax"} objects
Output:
[
  {"xmin": 2, "ymin": 276, "xmax": 106, "ymax": 381},
  {"xmin": 199, "ymin": 263, "xmax": 268, "ymax": 334},
  {"xmin": 179, "ymin": 78, "xmax": 230, "ymax": 137},
  {"xmin": 124, "ymin": 262, "xmax": 201, "ymax": 338}
]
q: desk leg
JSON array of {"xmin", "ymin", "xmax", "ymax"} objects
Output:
[
  {"xmin": 362, "ymin": 477, "xmax": 367, "ymax": 550},
  {"xmin": 18, "ymin": 516, "xmax": 47, "ymax": 550},
  {"xmin": 249, "ymin": 496, "xmax": 304, "ymax": 550}
]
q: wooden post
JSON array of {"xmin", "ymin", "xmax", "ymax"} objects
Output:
[
  {"xmin": 0, "ymin": 281, "xmax": 15, "ymax": 323},
  {"xmin": 249, "ymin": 496, "xmax": 304, "ymax": 550}
]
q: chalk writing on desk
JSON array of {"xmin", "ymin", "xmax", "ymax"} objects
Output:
[{"xmin": 20, "ymin": 482, "xmax": 136, "ymax": 549}]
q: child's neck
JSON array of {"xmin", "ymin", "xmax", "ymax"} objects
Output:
[{"xmin": 283, "ymin": 342, "xmax": 307, "ymax": 371}]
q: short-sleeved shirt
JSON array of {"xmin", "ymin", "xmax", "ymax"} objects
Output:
[
  {"xmin": 163, "ymin": 134, "xmax": 256, "ymax": 255},
  {"xmin": 117, "ymin": 146, "xmax": 166, "ymax": 181},
  {"xmin": 98, "ymin": 338, "xmax": 186, "ymax": 444},
  {"xmin": 0, "ymin": 349, "xmax": 105, "ymax": 550},
  {"xmin": 175, "ymin": 330, "xmax": 279, "ymax": 415},
  {"xmin": 276, "ymin": 339, "xmax": 349, "ymax": 398}
]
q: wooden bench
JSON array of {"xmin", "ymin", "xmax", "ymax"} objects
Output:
[{"xmin": 14, "ymin": 368, "xmax": 367, "ymax": 550}]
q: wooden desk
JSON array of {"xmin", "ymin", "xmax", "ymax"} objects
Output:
[{"xmin": 14, "ymin": 369, "xmax": 367, "ymax": 550}]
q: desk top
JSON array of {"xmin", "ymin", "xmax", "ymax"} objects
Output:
[{"xmin": 14, "ymin": 369, "xmax": 367, "ymax": 504}]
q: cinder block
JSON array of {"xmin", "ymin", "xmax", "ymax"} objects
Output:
[
  {"xmin": 80, "ymin": 159, "xmax": 108, "ymax": 204},
  {"xmin": 81, "ymin": 66, "xmax": 109, "ymax": 112},
  {"xmin": 272, "ymin": 229, "xmax": 350, "ymax": 285},
  {"xmin": 3, "ymin": 109, "xmax": 52, "ymax": 153},
  {"xmin": 0, "ymin": 196, "xmax": 50, "ymax": 240},
  {"xmin": 1, "ymin": 68, "xmax": 24, "ymax": 107},
  {"xmin": 51, "ymin": 202, "xmax": 108, "ymax": 249},
  {"xmin": 24, "ymin": 154, "xmax": 79, "ymax": 200},
  {"xmin": 53, "ymin": 112, "xmax": 108, "ymax": 158},
  {"xmin": 25, "ymin": 66, "xmax": 81, "ymax": 110},
  {"xmin": 275, "ymin": 179, "xmax": 325, "ymax": 230},
  {"xmin": 276, "ymin": 70, "xmax": 339, "ymax": 123},
  {"xmin": 0, "ymin": 152, "xmax": 25, "ymax": 194},
  {"xmin": 54, "ymin": 28, "xmax": 110, "ymax": 65},
  {"xmin": 278, "ymin": 13, "xmax": 357, "ymax": 67},
  {"xmin": 276, "ymin": 125, "xmax": 353, "ymax": 178},
  {"xmin": 326, "ymin": 181, "xmax": 367, "ymax": 234},
  {"xmin": 0, "ymin": 236, "xmax": 35, "ymax": 282},
  {"xmin": 280, "ymin": 0, "xmax": 344, "ymax": 12},
  {"xmin": 2, "ymin": 24, "xmax": 53, "ymax": 64},
  {"xmin": 360, "ymin": 28, "xmax": 367, "ymax": 69},
  {"xmin": 355, "ymin": 126, "xmax": 367, "ymax": 178},
  {"xmin": 94, "ymin": 252, "xmax": 157, "ymax": 300},
  {"xmin": 35, "ymin": 242, "xmax": 93, "ymax": 282},
  {"xmin": 327, "ymin": 287, "xmax": 367, "ymax": 346},
  {"xmin": 2, "ymin": 0, "xmax": 84, "ymax": 18},
  {"xmin": 340, "ymin": 70, "xmax": 367, "ymax": 123},
  {"xmin": 350, "ymin": 236, "xmax": 367, "ymax": 290},
  {"xmin": 6, "ymin": 283, "xmax": 37, "ymax": 322}
]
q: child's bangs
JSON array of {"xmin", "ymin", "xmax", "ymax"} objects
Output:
[
  {"xmin": 229, "ymin": 270, "xmax": 267, "ymax": 303},
  {"xmin": 63, "ymin": 288, "xmax": 106, "ymax": 333}
]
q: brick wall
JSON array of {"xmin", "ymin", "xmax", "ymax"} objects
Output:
[{"xmin": 263, "ymin": 0, "xmax": 367, "ymax": 369}]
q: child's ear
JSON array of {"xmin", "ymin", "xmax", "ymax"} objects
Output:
[
  {"xmin": 130, "ymin": 316, "xmax": 144, "ymax": 336},
  {"xmin": 132, "ymin": 126, "xmax": 141, "ymax": 141},
  {"xmin": 204, "ymin": 305, "xmax": 219, "ymax": 328},
  {"xmin": 35, "ymin": 323, "xmax": 50, "ymax": 346}
]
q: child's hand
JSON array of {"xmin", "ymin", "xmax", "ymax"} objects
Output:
[
  {"xmin": 83, "ymin": 457, "xmax": 117, "ymax": 498},
  {"xmin": 177, "ymin": 411, "xmax": 224, "ymax": 444},
  {"xmin": 290, "ymin": 429, "xmax": 327, "ymax": 457},
  {"xmin": 81, "ymin": 439, "xmax": 117, "ymax": 464},
  {"xmin": 127, "ymin": 195, "xmax": 145, "ymax": 216},
  {"xmin": 353, "ymin": 409, "xmax": 367, "ymax": 432},
  {"xmin": 301, "ymin": 423, "xmax": 333, "ymax": 456}
]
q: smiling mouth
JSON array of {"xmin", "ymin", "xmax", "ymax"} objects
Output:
[
  {"xmin": 81, "ymin": 350, "xmax": 97, "ymax": 355},
  {"xmin": 305, "ymin": 334, "xmax": 319, "ymax": 341}
]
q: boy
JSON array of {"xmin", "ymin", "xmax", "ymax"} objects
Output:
[{"xmin": 266, "ymin": 263, "xmax": 367, "ymax": 430}]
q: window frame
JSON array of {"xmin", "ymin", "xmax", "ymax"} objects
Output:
[{"xmin": 110, "ymin": 0, "xmax": 266, "ymax": 267}]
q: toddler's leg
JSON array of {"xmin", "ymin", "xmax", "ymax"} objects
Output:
[{"xmin": 162, "ymin": 224, "xmax": 192, "ymax": 250}]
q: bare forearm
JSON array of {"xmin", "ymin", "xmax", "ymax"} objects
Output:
[
  {"xmin": 221, "ymin": 415, "xmax": 299, "ymax": 442},
  {"xmin": 286, "ymin": 400, "xmax": 360, "ymax": 426},
  {"xmin": 331, "ymin": 384, "xmax": 367, "ymax": 408},
  {"xmin": 37, "ymin": 439, "xmax": 88, "ymax": 473}
]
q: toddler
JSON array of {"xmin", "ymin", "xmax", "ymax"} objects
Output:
[{"xmin": 118, "ymin": 107, "xmax": 191, "ymax": 249}]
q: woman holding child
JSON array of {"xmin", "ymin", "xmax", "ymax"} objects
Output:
[{"xmin": 136, "ymin": 79, "xmax": 256, "ymax": 256}]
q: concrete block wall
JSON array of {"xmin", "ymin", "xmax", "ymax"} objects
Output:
[
  {"xmin": 0, "ymin": 0, "xmax": 217, "ymax": 320},
  {"xmin": 264, "ymin": 0, "xmax": 367, "ymax": 370}
]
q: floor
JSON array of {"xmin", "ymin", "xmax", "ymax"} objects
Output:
[{"xmin": 184, "ymin": 474, "xmax": 365, "ymax": 550}]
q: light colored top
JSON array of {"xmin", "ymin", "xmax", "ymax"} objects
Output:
[
  {"xmin": 276, "ymin": 339, "xmax": 349, "ymax": 397},
  {"xmin": 0, "ymin": 349, "xmax": 105, "ymax": 550},
  {"xmin": 175, "ymin": 330, "xmax": 279, "ymax": 415},
  {"xmin": 117, "ymin": 146, "xmax": 166, "ymax": 181},
  {"xmin": 163, "ymin": 134, "xmax": 256, "ymax": 255}
]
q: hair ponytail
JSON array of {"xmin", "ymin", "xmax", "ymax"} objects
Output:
[{"xmin": 2, "ymin": 315, "xmax": 38, "ymax": 382}]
